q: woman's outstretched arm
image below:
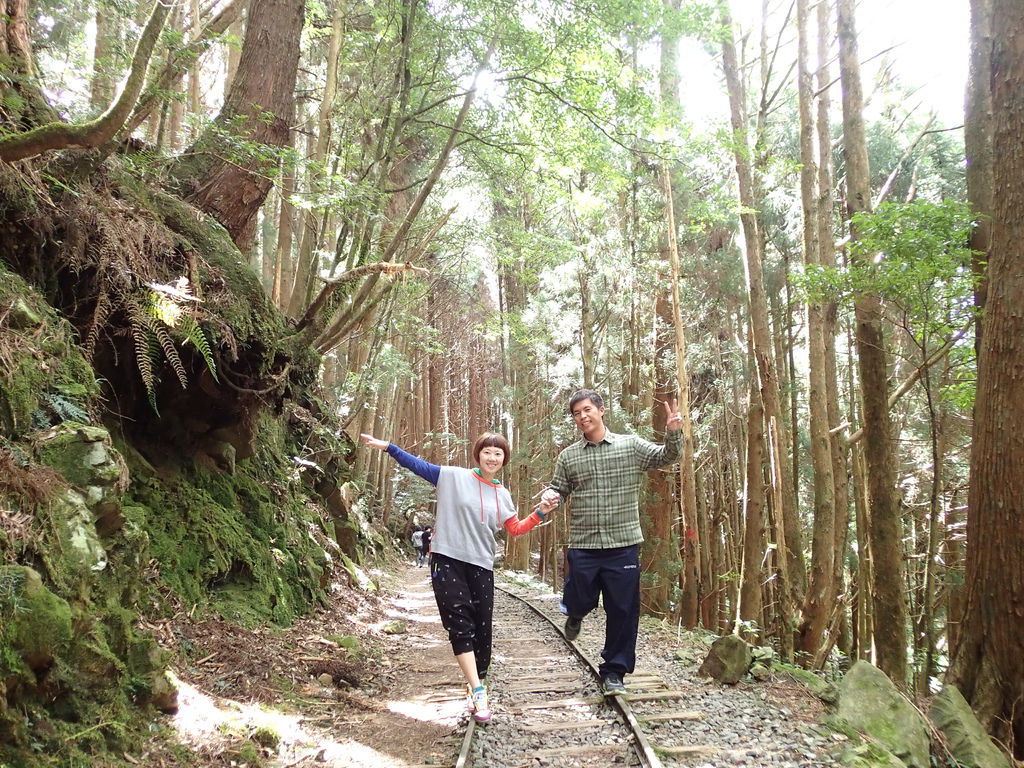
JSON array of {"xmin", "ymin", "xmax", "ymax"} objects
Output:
[{"xmin": 360, "ymin": 433, "xmax": 441, "ymax": 485}]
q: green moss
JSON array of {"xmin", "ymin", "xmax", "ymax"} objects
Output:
[
  {"xmin": 251, "ymin": 725, "xmax": 280, "ymax": 750},
  {"xmin": 122, "ymin": 416, "xmax": 330, "ymax": 626},
  {"xmin": 776, "ymin": 662, "xmax": 840, "ymax": 705},
  {"xmin": 0, "ymin": 566, "xmax": 73, "ymax": 678},
  {"xmin": 147, "ymin": 189, "xmax": 289, "ymax": 367},
  {"xmin": 0, "ymin": 265, "xmax": 98, "ymax": 439}
]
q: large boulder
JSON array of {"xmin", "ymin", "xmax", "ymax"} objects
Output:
[
  {"xmin": 698, "ymin": 634, "xmax": 752, "ymax": 684},
  {"xmin": 837, "ymin": 661, "xmax": 930, "ymax": 768},
  {"xmin": 929, "ymin": 685, "xmax": 1011, "ymax": 768}
]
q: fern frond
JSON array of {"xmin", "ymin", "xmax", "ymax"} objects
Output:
[
  {"xmin": 179, "ymin": 316, "xmax": 218, "ymax": 382},
  {"xmin": 131, "ymin": 322, "xmax": 156, "ymax": 399},
  {"xmin": 153, "ymin": 323, "xmax": 188, "ymax": 389},
  {"xmin": 84, "ymin": 291, "xmax": 111, "ymax": 359}
]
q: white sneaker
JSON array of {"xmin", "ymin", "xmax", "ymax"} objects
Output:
[{"xmin": 470, "ymin": 686, "xmax": 491, "ymax": 723}]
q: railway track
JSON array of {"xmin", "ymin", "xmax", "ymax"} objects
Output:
[{"xmin": 451, "ymin": 579, "xmax": 715, "ymax": 768}]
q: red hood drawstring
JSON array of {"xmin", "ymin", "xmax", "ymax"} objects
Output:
[{"xmin": 476, "ymin": 471, "xmax": 500, "ymax": 524}]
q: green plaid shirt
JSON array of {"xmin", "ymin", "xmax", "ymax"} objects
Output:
[{"xmin": 550, "ymin": 428, "xmax": 683, "ymax": 549}]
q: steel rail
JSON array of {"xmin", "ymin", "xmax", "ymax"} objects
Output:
[{"xmin": 492, "ymin": 582, "xmax": 665, "ymax": 768}]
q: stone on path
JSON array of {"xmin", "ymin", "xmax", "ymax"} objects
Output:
[{"xmin": 698, "ymin": 634, "xmax": 752, "ymax": 685}]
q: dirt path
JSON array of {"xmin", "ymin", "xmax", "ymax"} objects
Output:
[
  {"xmin": 313, "ymin": 563, "xmax": 468, "ymax": 766},
  {"xmin": 145, "ymin": 562, "xmax": 469, "ymax": 767}
]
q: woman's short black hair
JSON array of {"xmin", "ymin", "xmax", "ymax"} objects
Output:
[
  {"xmin": 472, "ymin": 432, "xmax": 511, "ymax": 466},
  {"xmin": 567, "ymin": 388, "xmax": 604, "ymax": 414}
]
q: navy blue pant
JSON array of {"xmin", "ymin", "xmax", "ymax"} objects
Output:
[
  {"xmin": 430, "ymin": 552, "xmax": 493, "ymax": 679},
  {"xmin": 563, "ymin": 545, "xmax": 641, "ymax": 677}
]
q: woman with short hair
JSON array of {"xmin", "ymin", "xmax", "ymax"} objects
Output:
[{"xmin": 360, "ymin": 431, "xmax": 554, "ymax": 723}]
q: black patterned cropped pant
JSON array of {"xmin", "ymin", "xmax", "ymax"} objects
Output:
[{"xmin": 430, "ymin": 552, "xmax": 494, "ymax": 678}]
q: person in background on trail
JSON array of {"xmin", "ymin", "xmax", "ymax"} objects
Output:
[
  {"xmin": 541, "ymin": 388, "xmax": 682, "ymax": 697},
  {"xmin": 411, "ymin": 528, "xmax": 425, "ymax": 566},
  {"xmin": 360, "ymin": 431, "xmax": 556, "ymax": 723},
  {"xmin": 420, "ymin": 526, "xmax": 432, "ymax": 566}
]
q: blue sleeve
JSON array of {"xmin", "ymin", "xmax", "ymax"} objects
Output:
[{"xmin": 386, "ymin": 444, "xmax": 441, "ymax": 485}]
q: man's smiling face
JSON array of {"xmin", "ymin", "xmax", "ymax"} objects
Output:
[{"xmin": 571, "ymin": 398, "xmax": 606, "ymax": 441}]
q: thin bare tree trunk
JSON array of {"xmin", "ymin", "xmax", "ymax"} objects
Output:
[
  {"xmin": 794, "ymin": 0, "xmax": 835, "ymax": 667},
  {"xmin": 188, "ymin": 0, "xmax": 202, "ymax": 124},
  {"xmin": 90, "ymin": 9, "xmax": 121, "ymax": 110},
  {"xmin": 274, "ymin": 129, "xmax": 297, "ymax": 308},
  {"xmin": 287, "ymin": 0, "xmax": 347, "ymax": 316},
  {"xmin": 720, "ymin": 3, "xmax": 795, "ymax": 659},
  {"xmin": 738, "ymin": 365, "xmax": 765, "ymax": 642},
  {"xmin": 660, "ymin": 166, "xmax": 700, "ymax": 627},
  {"xmin": 816, "ymin": 0, "xmax": 852, "ymax": 664}
]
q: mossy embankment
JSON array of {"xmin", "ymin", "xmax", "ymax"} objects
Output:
[{"xmin": 0, "ymin": 161, "xmax": 367, "ymax": 767}]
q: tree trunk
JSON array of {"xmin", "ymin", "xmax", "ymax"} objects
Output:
[
  {"xmin": 0, "ymin": 0, "xmax": 57, "ymax": 125},
  {"xmin": 273, "ymin": 138, "xmax": 297, "ymax": 308},
  {"xmin": 658, "ymin": 165, "xmax": 699, "ymax": 627},
  {"xmin": 948, "ymin": 0, "xmax": 1024, "ymax": 753},
  {"xmin": 966, "ymin": 0, "xmax": 993, "ymax": 351},
  {"xmin": 175, "ymin": 0, "xmax": 305, "ymax": 250},
  {"xmin": 720, "ymin": 4, "xmax": 795, "ymax": 659},
  {"xmin": 738, "ymin": 367, "xmax": 765, "ymax": 642},
  {"xmin": 224, "ymin": 1, "xmax": 246, "ymax": 97},
  {"xmin": 287, "ymin": 0, "xmax": 347, "ymax": 317},
  {"xmin": 837, "ymin": 0, "xmax": 907, "ymax": 685},
  {"xmin": 794, "ymin": 0, "xmax": 835, "ymax": 667},
  {"xmin": 90, "ymin": 9, "xmax": 121, "ymax": 110}
]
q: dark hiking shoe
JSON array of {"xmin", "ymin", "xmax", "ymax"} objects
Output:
[
  {"xmin": 601, "ymin": 672, "xmax": 626, "ymax": 697},
  {"xmin": 564, "ymin": 615, "xmax": 583, "ymax": 641}
]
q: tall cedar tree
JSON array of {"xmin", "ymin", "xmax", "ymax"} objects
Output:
[
  {"xmin": 948, "ymin": 0, "xmax": 1024, "ymax": 755},
  {"xmin": 836, "ymin": 0, "xmax": 907, "ymax": 684},
  {"xmin": 176, "ymin": 0, "xmax": 305, "ymax": 250}
]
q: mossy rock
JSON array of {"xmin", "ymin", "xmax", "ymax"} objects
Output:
[
  {"xmin": 836, "ymin": 661, "xmax": 928, "ymax": 768},
  {"xmin": 122, "ymin": 417, "xmax": 332, "ymax": 625},
  {"xmin": 0, "ymin": 565, "xmax": 72, "ymax": 676},
  {"xmin": 35, "ymin": 422, "xmax": 126, "ymax": 495},
  {"xmin": 777, "ymin": 663, "xmax": 840, "ymax": 705}
]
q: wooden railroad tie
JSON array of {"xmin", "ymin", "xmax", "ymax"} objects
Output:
[
  {"xmin": 522, "ymin": 719, "xmax": 608, "ymax": 733},
  {"xmin": 642, "ymin": 710, "xmax": 704, "ymax": 722}
]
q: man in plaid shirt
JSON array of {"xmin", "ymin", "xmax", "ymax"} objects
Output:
[{"xmin": 544, "ymin": 389, "xmax": 683, "ymax": 696}]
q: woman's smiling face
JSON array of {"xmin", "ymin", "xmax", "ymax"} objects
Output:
[{"xmin": 477, "ymin": 445, "xmax": 505, "ymax": 475}]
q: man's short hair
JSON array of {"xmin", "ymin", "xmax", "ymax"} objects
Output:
[
  {"xmin": 472, "ymin": 432, "xmax": 512, "ymax": 466},
  {"xmin": 568, "ymin": 389, "xmax": 604, "ymax": 414}
]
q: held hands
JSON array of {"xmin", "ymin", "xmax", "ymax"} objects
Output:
[
  {"xmin": 662, "ymin": 399, "xmax": 683, "ymax": 432},
  {"xmin": 538, "ymin": 495, "xmax": 558, "ymax": 515},
  {"xmin": 359, "ymin": 433, "xmax": 389, "ymax": 451}
]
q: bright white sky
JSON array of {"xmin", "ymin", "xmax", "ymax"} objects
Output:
[{"xmin": 680, "ymin": 0, "xmax": 969, "ymax": 129}]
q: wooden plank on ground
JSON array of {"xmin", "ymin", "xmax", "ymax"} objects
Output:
[
  {"xmin": 514, "ymin": 696, "xmax": 603, "ymax": 711},
  {"xmin": 522, "ymin": 719, "xmax": 608, "ymax": 733},
  {"xmin": 505, "ymin": 672, "xmax": 580, "ymax": 684},
  {"xmin": 533, "ymin": 745, "xmax": 628, "ymax": 758},
  {"xmin": 621, "ymin": 690, "xmax": 685, "ymax": 702},
  {"xmin": 655, "ymin": 745, "xmax": 719, "ymax": 757},
  {"xmin": 643, "ymin": 710, "xmax": 703, "ymax": 722},
  {"xmin": 507, "ymin": 683, "xmax": 582, "ymax": 695}
]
